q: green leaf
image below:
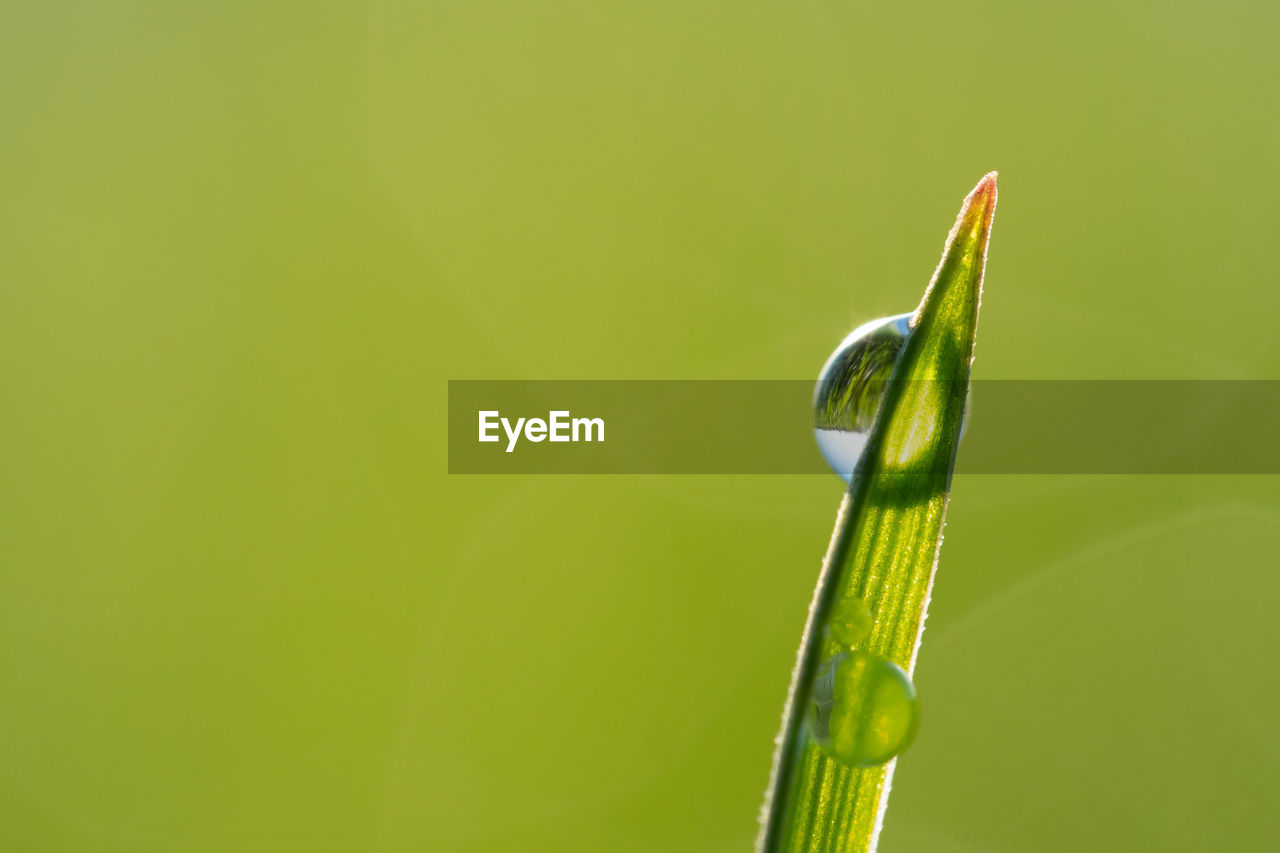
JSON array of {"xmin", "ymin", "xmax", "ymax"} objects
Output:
[{"xmin": 758, "ymin": 173, "xmax": 999, "ymax": 853}]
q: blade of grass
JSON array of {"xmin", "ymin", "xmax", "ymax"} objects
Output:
[{"xmin": 758, "ymin": 173, "xmax": 998, "ymax": 853}]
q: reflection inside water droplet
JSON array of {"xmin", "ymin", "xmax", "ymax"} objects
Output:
[
  {"xmin": 813, "ymin": 312, "xmax": 971, "ymax": 480},
  {"xmin": 809, "ymin": 650, "xmax": 919, "ymax": 767},
  {"xmin": 813, "ymin": 314, "xmax": 911, "ymax": 482}
]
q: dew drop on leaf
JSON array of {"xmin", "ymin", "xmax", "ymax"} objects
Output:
[
  {"xmin": 812, "ymin": 314, "xmax": 911, "ymax": 481},
  {"xmin": 813, "ymin": 312, "xmax": 970, "ymax": 481},
  {"xmin": 808, "ymin": 650, "xmax": 919, "ymax": 767},
  {"xmin": 827, "ymin": 596, "xmax": 873, "ymax": 647}
]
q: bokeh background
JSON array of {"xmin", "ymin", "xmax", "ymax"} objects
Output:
[{"xmin": 3, "ymin": 1, "xmax": 1279, "ymax": 850}]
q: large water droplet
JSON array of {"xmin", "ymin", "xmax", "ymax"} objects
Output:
[
  {"xmin": 808, "ymin": 650, "xmax": 919, "ymax": 767},
  {"xmin": 813, "ymin": 312, "xmax": 971, "ymax": 480},
  {"xmin": 813, "ymin": 314, "xmax": 911, "ymax": 482}
]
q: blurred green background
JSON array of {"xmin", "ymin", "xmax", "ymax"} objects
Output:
[{"xmin": 3, "ymin": 1, "xmax": 1279, "ymax": 850}]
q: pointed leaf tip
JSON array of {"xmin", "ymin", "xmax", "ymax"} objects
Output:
[
  {"xmin": 910, "ymin": 174, "xmax": 999, "ymax": 328},
  {"xmin": 963, "ymin": 172, "xmax": 998, "ymax": 234}
]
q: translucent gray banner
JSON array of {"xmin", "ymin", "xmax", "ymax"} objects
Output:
[{"xmin": 447, "ymin": 380, "xmax": 1280, "ymax": 474}]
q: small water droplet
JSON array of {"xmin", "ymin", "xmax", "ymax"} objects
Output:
[
  {"xmin": 827, "ymin": 596, "xmax": 872, "ymax": 647},
  {"xmin": 808, "ymin": 650, "xmax": 919, "ymax": 767},
  {"xmin": 813, "ymin": 314, "xmax": 911, "ymax": 481}
]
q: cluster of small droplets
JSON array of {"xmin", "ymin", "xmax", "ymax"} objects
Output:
[{"xmin": 809, "ymin": 567, "xmax": 918, "ymax": 766}]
